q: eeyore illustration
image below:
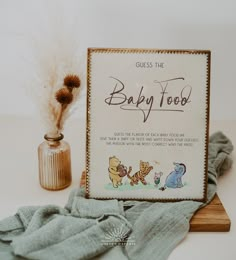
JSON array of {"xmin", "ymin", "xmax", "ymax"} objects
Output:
[{"xmin": 159, "ymin": 163, "xmax": 186, "ymax": 191}]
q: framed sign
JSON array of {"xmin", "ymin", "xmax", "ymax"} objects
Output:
[{"xmin": 86, "ymin": 48, "xmax": 210, "ymax": 202}]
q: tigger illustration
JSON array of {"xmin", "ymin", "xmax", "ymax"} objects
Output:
[{"xmin": 127, "ymin": 160, "xmax": 153, "ymax": 186}]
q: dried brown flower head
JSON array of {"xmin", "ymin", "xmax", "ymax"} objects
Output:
[
  {"xmin": 64, "ymin": 74, "xmax": 80, "ymax": 89},
  {"xmin": 55, "ymin": 88, "xmax": 73, "ymax": 105}
]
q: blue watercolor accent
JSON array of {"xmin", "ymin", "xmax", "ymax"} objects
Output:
[{"xmin": 165, "ymin": 163, "xmax": 186, "ymax": 189}]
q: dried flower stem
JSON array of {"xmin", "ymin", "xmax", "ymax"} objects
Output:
[
  {"xmin": 54, "ymin": 84, "xmax": 75, "ymax": 131},
  {"xmin": 56, "ymin": 104, "xmax": 67, "ymax": 130}
]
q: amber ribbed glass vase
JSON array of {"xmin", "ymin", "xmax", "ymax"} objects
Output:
[{"xmin": 38, "ymin": 133, "xmax": 72, "ymax": 190}]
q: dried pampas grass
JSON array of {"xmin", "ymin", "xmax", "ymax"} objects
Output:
[{"xmin": 24, "ymin": 1, "xmax": 85, "ymax": 136}]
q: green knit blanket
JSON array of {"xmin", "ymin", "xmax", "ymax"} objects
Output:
[{"xmin": 0, "ymin": 132, "xmax": 233, "ymax": 260}]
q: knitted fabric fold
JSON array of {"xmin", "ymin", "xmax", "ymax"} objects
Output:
[{"xmin": 0, "ymin": 132, "xmax": 233, "ymax": 260}]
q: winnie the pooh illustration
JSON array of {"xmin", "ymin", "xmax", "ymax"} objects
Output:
[
  {"xmin": 108, "ymin": 156, "xmax": 122, "ymax": 188},
  {"xmin": 108, "ymin": 156, "xmax": 124, "ymax": 188}
]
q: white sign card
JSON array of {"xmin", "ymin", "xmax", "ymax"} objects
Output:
[{"xmin": 86, "ymin": 48, "xmax": 210, "ymax": 202}]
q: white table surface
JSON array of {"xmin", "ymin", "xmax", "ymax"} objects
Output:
[{"xmin": 0, "ymin": 116, "xmax": 235, "ymax": 260}]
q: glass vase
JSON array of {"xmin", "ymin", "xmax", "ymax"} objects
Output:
[{"xmin": 38, "ymin": 133, "xmax": 72, "ymax": 190}]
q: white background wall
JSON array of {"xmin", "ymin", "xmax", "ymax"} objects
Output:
[{"xmin": 0, "ymin": 0, "xmax": 235, "ymax": 120}]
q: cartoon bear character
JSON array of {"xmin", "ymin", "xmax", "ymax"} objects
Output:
[
  {"xmin": 109, "ymin": 157, "xmax": 132, "ymax": 188},
  {"xmin": 108, "ymin": 156, "xmax": 122, "ymax": 188},
  {"xmin": 160, "ymin": 163, "xmax": 186, "ymax": 191}
]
